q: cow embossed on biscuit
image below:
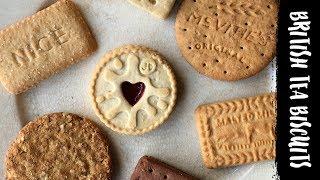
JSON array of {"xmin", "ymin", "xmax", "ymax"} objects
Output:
[{"xmin": 90, "ymin": 45, "xmax": 176, "ymax": 135}]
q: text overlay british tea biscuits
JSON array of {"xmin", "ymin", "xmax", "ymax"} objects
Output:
[
  {"xmin": 5, "ymin": 113, "xmax": 112, "ymax": 179},
  {"xmin": 195, "ymin": 93, "xmax": 276, "ymax": 168},
  {"xmin": 175, "ymin": 0, "xmax": 278, "ymax": 81},
  {"xmin": 0, "ymin": 0, "xmax": 97, "ymax": 94},
  {"xmin": 90, "ymin": 45, "xmax": 177, "ymax": 135},
  {"xmin": 128, "ymin": 0, "xmax": 176, "ymax": 19},
  {"xmin": 131, "ymin": 156, "xmax": 197, "ymax": 180}
]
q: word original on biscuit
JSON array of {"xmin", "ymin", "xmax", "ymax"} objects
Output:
[{"xmin": 175, "ymin": 0, "xmax": 278, "ymax": 81}]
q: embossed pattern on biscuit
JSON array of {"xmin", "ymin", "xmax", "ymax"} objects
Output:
[
  {"xmin": 195, "ymin": 93, "xmax": 276, "ymax": 168},
  {"xmin": 175, "ymin": 0, "xmax": 278, "ymax": 81},
  {"xmin": 0, "ymin": 0, "xmax": 97, "ymax": 94},
  {"xmin": 90, "ymin": 45, "xmax": 176, "ymax": 135}
]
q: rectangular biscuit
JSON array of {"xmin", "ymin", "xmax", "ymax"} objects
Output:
[
  {"xmin": 195, "ymin": 93, "xmax": 276, "ymax": 168},
  {"xmin": 0, "ymin": 0, "xmax": 97, "ymax": 94},
  {"xmin": 131, "ymin": 156, "xmax": 197, "ymax": 180},
  {"xmin": 128, "ymin": 0, "xmax": 176, "ymax": 19}
]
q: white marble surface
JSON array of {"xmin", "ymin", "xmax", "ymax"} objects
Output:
[{"xmin": 0, "ymin": 0, "xmax": 276, "ymax": 179}]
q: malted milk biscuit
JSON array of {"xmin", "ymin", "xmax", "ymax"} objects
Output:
[{"xmin": 195, "ymin": 93, "xmax": 276, "ymax": 168}]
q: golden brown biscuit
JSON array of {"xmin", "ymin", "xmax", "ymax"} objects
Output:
[
  {"xmin": 90, "ymin": 45, "xmax": 177, "ymax": 135},
  {"xmin": 175, "ymin": 0, "xmax": 278, "ymax": 81},
  {"xmin": 0, "ymin": 0, "xmax": 97, "ymax": 94},
  {"xmin": 195, "ymin": 93, "xmax": 276, "ymax": 168},
  {"xmin": 5, "ymin": 113, "xmax": 112, "ymax": 179}
]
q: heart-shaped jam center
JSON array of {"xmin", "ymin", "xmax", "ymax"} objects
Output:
[{"xmin": 121, "ymin": 81, "xmax": 145, "ymax": 106}]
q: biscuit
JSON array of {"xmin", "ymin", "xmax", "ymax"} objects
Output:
[
  {"xmin": 175, "ymin": 0, "xmax": 278, "ymax": 81},
  {"xmin": 128, "ymin": 0, "xmax": 176, "ymax": 19},
  {"xmin": 5, "ymin": 112, "xmax": 112, "ymax": 179},
  {"xmin": 131, "ymin": 156, "xmax": 197, "ymax": 180},
  {"xmin": 90, "ymin": 45, "xmax": 177, "ymax": 135},
  {"xmin": 0, "ymin": 0, "xmax": 97, "ymax": 94},
  {"xmin": 195, "ymin": 93, "xmax": 276, "ymax": 168}
]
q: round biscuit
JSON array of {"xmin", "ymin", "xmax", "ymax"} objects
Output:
[
  {"xmin": 175, "ymin": 0, "xmax": 279, "ymax": 80},
  {"xmin": 5, "ymin": 113, "xmax": 112, "ymax": 179}
]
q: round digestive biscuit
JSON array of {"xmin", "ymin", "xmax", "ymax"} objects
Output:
[
  {"xmin": 5, "ymin": 113, "xmax": 112, "ymax": 180},
  {"xmin": 90, "ymin": 45, "xmax": 177, "ymax": 135},
  {"xmin": 175, "ymin": 0, "xmax": 278, "ymax": 81}
]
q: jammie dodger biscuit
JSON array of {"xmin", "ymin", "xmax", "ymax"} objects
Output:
[
  {"xmin": 175, "ymin": 0, "xmax": 278, "ymax": 81},
  {"xmin": 5, "ymin": 113, "xmax": 112, "ymax": 179},
  {"xmin": 90, "ymin": 45, "xmax": 177, "ymax": 135},
  {"xmin": 0, "ymin": 0, "xmax": 97, "ymax": 94},
  {"xmin": 195, "ymin": 93, "xmax": 276, "ymax": 168}
]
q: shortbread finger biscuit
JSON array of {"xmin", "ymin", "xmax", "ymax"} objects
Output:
[
  {"xmin": 128, "ymin": 0, "xmax": 176, "ymax": 19},
  {"xmin": 131, "ymin": 156, "xmax": 198, "ymax": 180},
  {"xmin": 0, "ymin": 0, "xmax": 97, "ymax": 94},
  {"xmin": 5, "ymin": 113, "xmax": 112, "ymax": 179},
  {"xmin": 175, "ymin": 0, "xmax": 278, "ymax": 81},
  {"xmin": 90, "ymin": 45, "xmax": 177, "ymax": 135},
  {"xmin": 195, "ymin": 93, "xmax": 276, "ymax": 168}
]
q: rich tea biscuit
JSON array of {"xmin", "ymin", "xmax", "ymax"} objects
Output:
[
  {"xmin": 175, "ymin": 0, "xmax": 278, "ymax": 81},
  {"xmin": 195, "ymin": 93, "xmax": 276, "ymax": 168},
  {"xmin": 5, "ymin": 113, "xmax": 112, "ymax": 179},
  {"xmin": 131, "ymin": 156, "xmax": 197, "ymax": 180},
  {"xmin": 0, "ymin": 0, "xmax": 97, "ymax": 94},
  {"xmin": 128, "ymin": 0, "xmax": 176, "ymax": 19},
  {"xmin": 90, "ymin": 45, "xmax": 177, "ymax": 135}
]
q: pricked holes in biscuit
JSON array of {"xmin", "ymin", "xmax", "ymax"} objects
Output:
[
  {"xmin": 164, "ymin": 175, "xmax": 168, "ymax": 179},
  {"xmin": 188, "ymin": 46, "xmax": 192, "ymax": 49},
  {"xmin": 267, "ymin": 5, "xmax": 271, "ymax": 9},
  {"xmin": 271, "ymin": 24, "xmax": 275, "ymax": 27},
  {"xmin": 214, "ymin": 13, "xmax": 218, "ymax": 16},
  {"xmin": 215, "ymin": 59, "xmax": 219, "ymax": 63},
  {"xmin": 261, "ymin": 53, "xmax": 265, "ymax": 56},
  {"xmin": 209, "ymin": 6, "xmax": 213, "ymax": 9},
  {"xmin": 193, "ymin": 0, "xmax": 197, "ymax": 2},
  {"xmin": 223, "ymin": 71, "xmax": 227, "ymax": 74},
  {"xmin": 246, "ymin": 66, "xmax": 250, "ymax": 69},
  {"xmin": 183, "ymin": 28, "xmax": 187, "ymax": 32},
  {"xmin": 245, "ymin": 22, "xmax": 249, "ymax": 26},
  {"xmin": 148, "ymin": 167, "xmax": 153, "ymax": 173},
  {"xmin": 149, "ymin": 0, "xmax": 157, "ymax": 5},
  {"xmin": 203, "ymin": 34, "xmax": 207, "ymax": 38},
  {"xmin": 202, "ymin": 63, "xmax": 207, "ymax": 67},
  {"xmin": 240, "ymin": 46, "xmax": 244, "ymax": 50}
]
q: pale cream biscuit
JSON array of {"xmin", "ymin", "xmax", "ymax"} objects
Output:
[
  {"xmin": 128, "ymin": 0, "xmax": 176, "ymax": 19},
  {"xmin": 90, "ymin": 45, "xmax": 177, "ymax": 135},
  {"xmin": 195, "ymin": 93, "xmax": 276, "ymax": 168},
  {"xmin": 5, "ymin": 113, "xmax": 112, "ymax": 179},
  {"xmin": 0, "ymin": 0, "xmax": 97, "ymax": 94},
  {"xmin": 175, "ymin": 0, "xmax": 278, "ymax": 81}
]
